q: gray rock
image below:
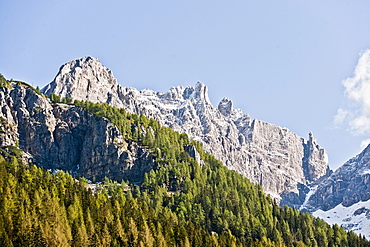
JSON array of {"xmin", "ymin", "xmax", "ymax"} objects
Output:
[
  {"xmin": 304, "ymin": 144, "xmax": 370, "ymax": 211},
  {"xmin": 0, "ymin": 83, "xmax": 156, "ymax": 183},
  {"xmin": 353, "ymin": 207, "xmax": 370, "ymax": 216},
  {"xmin": 218, "ymin": 97, "xmax": 233, "ymax": 116},
  {"xmin": 303, "ymin": 132, "xmax": 330, "ymax": 182},
  {"xmin": 184, "ymin": 144, "xmax": 201, "ymax": 164},
  {"xmin": 0, "ymin": 86, "xmax": 19, "ymax": 147},
  {"xmin": 42, "ymin": 56, "xmax": 330, "ymax": 205}
]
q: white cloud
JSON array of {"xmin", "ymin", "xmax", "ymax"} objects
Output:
[
  {"xmin": 334, "ymin": 108, "xmax": 349, "ymax": 125},
  {"xmin": 361, "ymin": 139, "xmax": 370, "ymax": 150},
  {"xmin": 336, "ymin": 49, "xmax": 370, "ymax": 136}
]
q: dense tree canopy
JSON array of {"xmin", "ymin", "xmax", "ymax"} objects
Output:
[{"xmin": 0, "ymin": 84, "xmax": 368, "ymax": 246}]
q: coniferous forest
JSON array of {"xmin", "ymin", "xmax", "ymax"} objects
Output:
[{"xmin": 0, "ymin": 82, "xmax": 369, "ymax": 246}]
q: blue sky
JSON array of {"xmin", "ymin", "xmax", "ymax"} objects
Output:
[{"xmin": 1, "ymin": 0, "xmax": 370, "ymax": 169}]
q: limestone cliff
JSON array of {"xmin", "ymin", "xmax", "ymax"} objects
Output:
[
  {"xmin": 42, "ymin": 56, "xmax": 330, "ymax": 205},
  {"xmin": 0, "ymin": 82, "xmax": 156, "ymax": 183}
]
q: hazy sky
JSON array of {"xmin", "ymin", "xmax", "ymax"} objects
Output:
[{"xmin": 1, "ymin": 0, "xmax": 370, "ymax": 170}]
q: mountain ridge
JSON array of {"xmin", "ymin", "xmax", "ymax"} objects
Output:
[
  {"xmin": 42, "ymin": 56, "xmax": 330, "ymax": 206},
  {"xmin": 0, "ymin": 82, "xmax": 157, "ymax": 183},
  {"xmin": 303, "ymin": 144, "xmax": 370, "ymax": 212},
  {"xmin": 1, "ymin": 65, "xmax": 370, "ymax": 242},
  {"xmin": 299, "ymin": 144, "xmax": 370, "ymax": 239}
]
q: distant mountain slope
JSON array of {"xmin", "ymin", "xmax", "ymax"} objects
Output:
[
  {"xmin": 42, "ymin": 56, "xmax": 330, "ymax": 206},
  {"xmin": 304, "ymin": 144, "xmax": 370, "ymax": 212},
  {"xmin": 0, "ymin": 83, "xmax": 368, "ymax": 245},
  {"xmin": 301, "ymin": 144, "xmax": 370, "ymax": 238},
  {"xmin": 1, "ymin": 74, "xmax": 369, "ymax": 245},
  {"xmin": 313, "ymin": 200, "xmax": 370, "ymax": 240}
]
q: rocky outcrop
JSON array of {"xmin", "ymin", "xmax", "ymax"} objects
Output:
[
  {"xmin": 0, "ymin": 83, "xmax": 156, "ymax": 183},
  {"xmin": 303, "ymin": 132, "xmax": 330, "ymax": 182},
  {"xmin": 303, "ymin": 144, "xmax": 370, "ymax": 212},
  {"xmin": 42, "ymin": 56, "xmax": 330, "ymax": 205},
  {"xmin": 301, "ymin": 145, "xmax": 370, "ymax": 239},
  {"xmin": 42, "ymin": 56, "xmax": 126, "ymax": 108},
  {"xmin": 184, "ymin": 144, "xmax": 201, "ymax": 165}
]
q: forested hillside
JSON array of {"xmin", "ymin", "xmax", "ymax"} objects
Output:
[{"xmin": 0, "ymin": 82, "xmax": 369, "ymax": 246}]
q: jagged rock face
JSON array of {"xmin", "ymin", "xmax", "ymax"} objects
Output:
[
  {"xmin": 0, "ymin": 88, "xmax": 18, "ymax": 148},
  {"xmin": 42, "ymin": 56, "xmax": 125, "ymax": 108},
  {"xmin": 303, "ymin": 145, "xmax": 370, "ymax": 212},
  {"xmin": 303, "ymin": 132, "xmax": 330, "ymax": 182},
  {"xmin": 184, "ymin": 145, "xmax": 201, "ymax": 165},
  {"xmin": 0, "ymin": 83, "xmax": 156, "ymax": 183},
  {"xmin": 42, "ymin": 56, "xmax": 330, "ymax": 205},
  {"xmin": 305, "ymin": 145, "xmax": 370, "ymax": 239},
  {"xmin": 218, "ymin": 97, "xmax": 233, "ymax": 116},
  {"xmin": 246, "ymin": 120, "xmax": 306, "ymax": 200}
]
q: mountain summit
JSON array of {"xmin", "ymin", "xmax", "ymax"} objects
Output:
[
  {"xmin": 42, "ymin": 56, "xmax": 123, "ymax": 106},
  {"xmin": 42, "ymin": 56, "xmax": 330, "ymax": 206}
]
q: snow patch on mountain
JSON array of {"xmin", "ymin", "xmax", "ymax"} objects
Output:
[
  {"xmin": 313, "ymin": 200, "xmax": 370, "ymax": 239},
  {"xmin": 299, "ymin": 185, "xmax": 319, "ymax": 211},
  {"xmin": 362, "ymin": 169, "xmax": 370, "ymax": 175},
  {"xmin": 303, "ymin": 144, "xmax": 370, "ymax": 212}
]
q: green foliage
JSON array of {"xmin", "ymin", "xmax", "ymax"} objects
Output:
[
  {"xmin": 0, "ymin": 151, "xmax": 368, "ymax": 246},
  {"xmin": 2, "ymin": 146, "xmax": 22, "ymax": 158},
  {"xmin": 73, "ymin": 100, "xmax": 202, "ymax": 169},
  {"xmin": 49, "ymin": 94, "xmax": 74, "ymax": 105},
  {"xmin": 0, "ymin": 98, "xmax": 368, "ymax": 246},
  {"xmin": 0, "ymin": 73, "xmax": 43, "ymax": 95},
  {"xmin": 0, "ymin": 74, "xmax": 11, "ymax": 88},
  {"xmin": 49, "ymin": 93, "xmax": 62, "ymax": 103}
]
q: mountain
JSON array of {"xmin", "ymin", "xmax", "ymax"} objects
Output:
[
  {"xmin": 1, "ymin": 76, "xmax": 369, "ymax": 246},
  {"xmin": 304, "ymin": 144, "xmax": 370, "ymax": 212},
  {"xmin": 42, "ymin": 56, "xmax": 330, "ymax": 206},
  {"xmin": 301, "ymin": 144, "xmax": 370, "ymax": 238},
  {"xmin": 313, "ymin": 200, "xmax": 370, "ymax": 240},
  {"xmin": 0, "ymin": 80, "xmax": 157, "ymax": 183}
]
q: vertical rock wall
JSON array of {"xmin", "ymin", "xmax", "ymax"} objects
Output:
[{"xmin": 0, "ymin": 83, "xmax": 156, "ymax": 183}]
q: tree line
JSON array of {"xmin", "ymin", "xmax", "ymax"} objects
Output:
[{"xmin": 0, "ymin": 82, "xmax": 368, "ymax": 246}]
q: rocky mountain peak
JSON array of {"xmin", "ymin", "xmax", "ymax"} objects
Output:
[
  {"xmin": 218, "ymin": 97, "xmax": 233, "ymax": 116},
  {"xmin": 308, "ymin": 131, "xmax": 313, "ymax": 140},
  {"xmin": 41, "ymin": 56, "xmax": 330, "ymax": 206},
  {"xmin": 42, "ymin": 56, "xmax": 123, "ymax": 106},
  {"xmin": 194, "ymin": 81, "xmax": 211, "ymax": 104},
  {"xmin": 303, "ymin": 131, "xmax": 329, "ymax": 182},
  {"xmin": 357, "ymin": 143, "xmax": 370, "ymax": 163}
]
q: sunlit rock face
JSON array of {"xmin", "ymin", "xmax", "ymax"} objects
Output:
[
  {"xmin": 42, "ymin": 56, "xmax": 330, "ymax": 205},
  {"xmin": 0, "ymin": 83, "xmax": 156, "ymax": 183}
]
